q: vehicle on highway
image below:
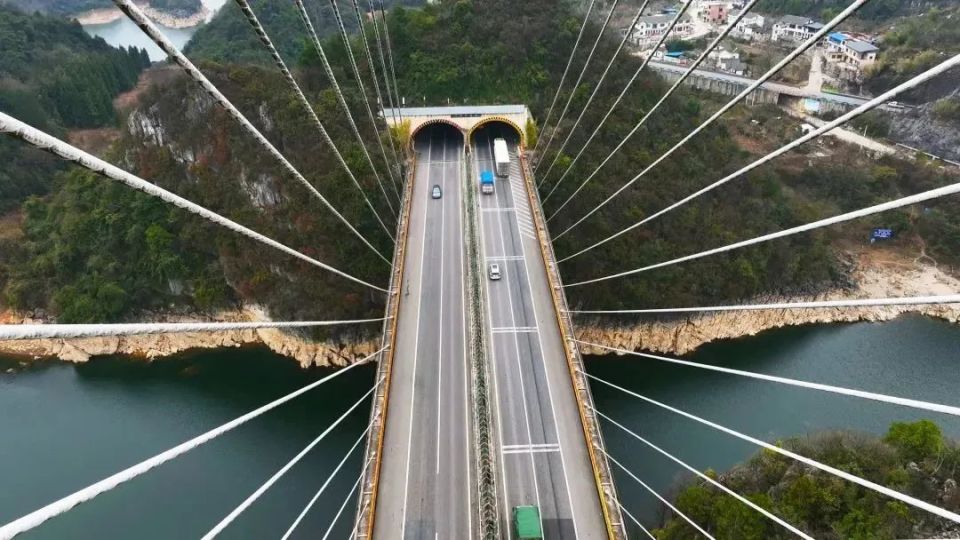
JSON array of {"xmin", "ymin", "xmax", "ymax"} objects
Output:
[
  {"xmin": 431, "ymin": 185, "xmax": 442, "ymax": 199},
  {"xmin": 488, "ymin": 263, "xmax": 501, "ymax": 281},
  {"xmin": 480, "ymin": 170, "xmax": 495, "ymax": 194},
  {"xmin": 494, "ymin": 138, "xmax": 510, "ymax": 177},
  {"xmin": 513, "ymin": 505, "xmax": 542, "ymax": 539}
]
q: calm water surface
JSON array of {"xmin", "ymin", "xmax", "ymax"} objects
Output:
[
  {"xmin": 81, "ymin": 0, "xmax": 227, "ymax": 61},
  {"xmin": 1, "ymin": 316, "xmax": 958, "ymax": 537},
  {"xmin": 588, "ymin": 315, "xmax": 960, "ymax": 531},
  {"xmin": 0, "ymin": 348, "xmax": 374, "ymax": 539}
]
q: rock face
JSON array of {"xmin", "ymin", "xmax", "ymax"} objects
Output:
[
  {"xmin": 888, "ymin": 90, "xmax": 960, "ymax": 163},
  {"xmin": 576, "ymin": 249, "xmax": 960, "ymax": 357},
  {"xmin": 0, "ymin": 307, "xmax": 379, "ymax": 368}
]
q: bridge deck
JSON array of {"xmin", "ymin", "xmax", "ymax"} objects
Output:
[
  {"xmin": 474, "ymin": 131, "xmax": 606, "ymax": 539},
  {"xmin": 372, "ymin": 131, "xmax": 474, "ymax": 539}
]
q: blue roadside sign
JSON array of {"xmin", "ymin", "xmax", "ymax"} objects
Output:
[{"xmin": 871, "ymin": 228, "xmax": 894, "ymax": 240}]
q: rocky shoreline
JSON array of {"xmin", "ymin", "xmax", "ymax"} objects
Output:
[
  {"xmin": 75, "ymin": 3, "xmax": 209, "ymax": 29},
  {"xmin": 1, "ymin": 248, "xmax": 956, "ymax": 368},
  {"xmin": 0, "ymin": 307, "xmax": 380, "ymax": 369},
  {"xmin": 576, "ymin": 247, "xmax": 960, "ymax": 357}
]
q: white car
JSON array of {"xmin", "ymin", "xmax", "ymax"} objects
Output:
[
  {"xmin": 488, "ymin": 263, "xmax": 501, "ymax": 281},
  {"xmin": 431, "ymin": 185, "xmax": 442, "ymax": 199}
]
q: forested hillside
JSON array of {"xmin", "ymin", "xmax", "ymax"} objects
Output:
[
  {"xmin": 185, "ymin": 0, "xmax": 424, "ymax": 66},
  {"xmin": 755, "ymin": 0, "xmax": 954, "ymax": 21},
  {"xmin": 657, "ymin": 420, "xmax": 960, "ymax": 539},
  {"xmin": 0, "ymin": 5, "xmax": 150, "ymax": 212},
  {"xmin": 380, "ymin": 0, "xmax": 958, "ymax": 310},
  {"xmin": 0, "ymin": 0, "xmax": 202, "ymax": 17}
]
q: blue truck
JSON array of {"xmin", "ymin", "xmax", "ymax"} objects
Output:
[{"xmin": 480, "ymin": 170, "xmax": 495, "ymax": 194}]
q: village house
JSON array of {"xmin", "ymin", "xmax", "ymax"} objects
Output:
[
  {"xmin": 629, "ymin": 13, "xmax": 694, "ymax": 47},
  {"xmin": 696, "ymin": 1, "xmax": 730, "ymax": 24},
  {"xmin": 730, "ymin": 11, "xmax": 766, "ymax": 40},
  {"xmin": 824, "ymin": 31, "xmax": 880, "ymax": 81},
  {"xmin": 771, "ymin": 15, "xmax": 824, "ymax": 43}
]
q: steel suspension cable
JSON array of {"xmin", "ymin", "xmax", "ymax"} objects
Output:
[
  {"xmin": 378, "ymin": 0, "xmax": 404, "ymax": 127},
  {"xmin": 535, "ymin": 0, "xmax": 621, "ymax": 174},
  {"xmin": 539, "ymin": 0, "xmax": 695, "ymax": 195},
  {"xmin": 202, "ymin": 379, "xmax": 380, "ymax": 538},
  {"xmin": 325, "ymin": 0, "xmax": 403, "ymax": 202},
  {"xmin": 595, "ymin": 409, "xmax": 814, "ymax": 539},
  {"xmin": 236, "ymin": 0, "xmax": 398, "ymax": 240},
  {"xmin": 545, "ymin": 0, "xmax": 759, "ymax": 214},
  {"xmin": 565, "ymin": 294, "xmax": 960, "ymax": 315},
  {"xmin": 533, "ymin": 0, "xmax": 598, "ymax": 159},
  {"xmin": 323, "ymin": 468, "xmax": 365, "ymax": 540},
  {"xmin": 618, "ymin": 503, "xmax": 656, "ymax": 540},
  {"xmin": 367, "ymin": 0, "xmax": 400, "ymax": 134},
  {"xmin": 585, "ymin": 371, "xmax": 960, "ymax": 524},
  {"xmin": 537, "ymin": 0, "xmax": 652, "ymax": 190},
  {"xmin": 559, "ymin": 51, "xmax": 960, "ymax": 261},
  {"xmin": 602, "ymin": 449, "xmax": 716, "ymax": 539},
  {"xmin": 112, "ymin": 0, "xmax": 391, "ymax": 265},
  {"xmin": 0, "ymin": 112, "xmax": 387, "ymax": 293},
  {"xmin": 564, "ymin": 180, "xmax": 960, "ymax": 288},
  {"xmin": 291, "ymin": 0, "xmax": 401, "ymax": 210},
  {"xmin": 0, "ymin": 318, "xmax": 388, "ymax": 341},
  {"xmin": 552, "ymin": 0, "xmax": 869, "ymax": 241},
  {"xmin": 281, "ymin": 424, "xmax": 371, "ymax": 540},
  {"xmin": 349, "ymin": 0, "xmax": 404, "ymax": 179},
  {"xmin": 0, "ymin": 350, "xmax": 382, "ymax": 538},
  {"xmin": 580, "ymin": 341, "xmax": 960, "ymax": 417}
]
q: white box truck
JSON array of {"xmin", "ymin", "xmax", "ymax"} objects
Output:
[{"xmin": 493, "ymin": 138, "xmax": 510, "ymax": 178}]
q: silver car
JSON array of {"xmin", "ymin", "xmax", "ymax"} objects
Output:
[
  {"xmin": 431, "ymin": 185, "xmax": 442, "ymax": 199},
  {"xmin": 489, "ymin": 263, "xmax": 501, "ymax": 281}
]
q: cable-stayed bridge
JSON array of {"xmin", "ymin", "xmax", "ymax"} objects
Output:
[{"xmin": 2, "ymin": 0, "xmax": 960, "ymax": 538}]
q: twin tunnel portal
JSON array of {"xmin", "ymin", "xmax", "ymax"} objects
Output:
[{"xmin": 363, "ymin": 107, "xmax": 620, "ymax": 540}]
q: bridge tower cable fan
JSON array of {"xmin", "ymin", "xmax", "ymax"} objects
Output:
[
  {"xmin": 233, "ymin": 0, "xmax": 398, "ymax": 240},
  {"xmin": 378, "ymin": 0, "xmax": 405, "ymax": 128},
  {"xmin": 0, "ymin": 112, "xmax": 388, "ymax": 292},
  {"xmin": 557, "ymin": 50, "xmax": 960, "ymax": 264},
  {"xmin": 325, "ymin": 0, "xmax": 404, "ymax": 201},
  {"xmin": 533, "ymin": 0, "xmax": 598, "ymax": 168},
  {"xmin": 543, "ymin": 0, "xmax": 761, "ymax": 209},
  {"xmin": 348, "ymin": 0, "xmax": 405, "ymax": 178},
  {"xmin": 289, "ymin": 0, "xmax": 402, "ymax": 208},
  {"xmin": 110, "ymin": 0, "xmax": 393, "ymax": 264},
  {"xmin": 536, "ymin": 0, "xmax": 653, "ymax": 190},
  {"xmin": 538, "ymin": 0, "xmax": 696, "ymax": 205},
  {"xmin": 534, "ymin": 0, "xmax": 621, "ymax": 175},
  {"xmin": 367, "ymin": 0, "xmax": 401, "ymax": 141},
  {"xmin": 0, "ymin": 351, "xmax": 384, "ymax": 538},
  {"xmin": 550, "ymin": 0, "xmax": 869, "ymax": 239}
]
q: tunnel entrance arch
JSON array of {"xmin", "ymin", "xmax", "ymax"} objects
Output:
[{"xmin": 468, "ymin": 116, "xmax": 525, "ymax": 148}]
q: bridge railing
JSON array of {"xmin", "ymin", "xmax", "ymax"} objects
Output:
[
  {"xmin": 354, "ymin": 155, "xmax": 417, "ymax": 539},
  {"xmin": 517, "ymin": 150, "xmax": 628, "ymax": 539}
]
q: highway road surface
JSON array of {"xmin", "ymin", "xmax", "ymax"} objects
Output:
[
  {"xmin": 373, "ymin": 126, "xmax": 474, "ymax": 540},
  {"xmin": 474, "ymin": 125, "xmax": 607, "ymax": 539}
]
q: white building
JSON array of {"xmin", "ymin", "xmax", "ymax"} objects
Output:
[
  {"xmin": 731, "ymin": 11, "xmax": 765, "ymax": 40},
  {"xmin": 771, "ymin": 15, "xmax": 824, "ymax": 43},
  {"xmin": 629, "ymin": 14, "xmax": 694, "ymax": 47}
]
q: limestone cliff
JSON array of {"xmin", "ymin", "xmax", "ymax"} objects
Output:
[
  {"xmin": 0, "ymin": 307, "xmax": 379, "ymax": 368},
  {"xmin": 576, "ymin": 248, "xmax": 960, "ymax": 357}
]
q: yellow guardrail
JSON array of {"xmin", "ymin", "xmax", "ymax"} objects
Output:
[
  {"xmin": 355, "ymin": 156, "xmax": 418, "ymax": 540},
  {"xmin": 517, "ymin": 151, "xmax": 627, "ymax": 540}
]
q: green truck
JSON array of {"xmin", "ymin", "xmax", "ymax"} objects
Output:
[{"xmin": 513, "ymin": 505, "xmax": 543, "ymax": 539}]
